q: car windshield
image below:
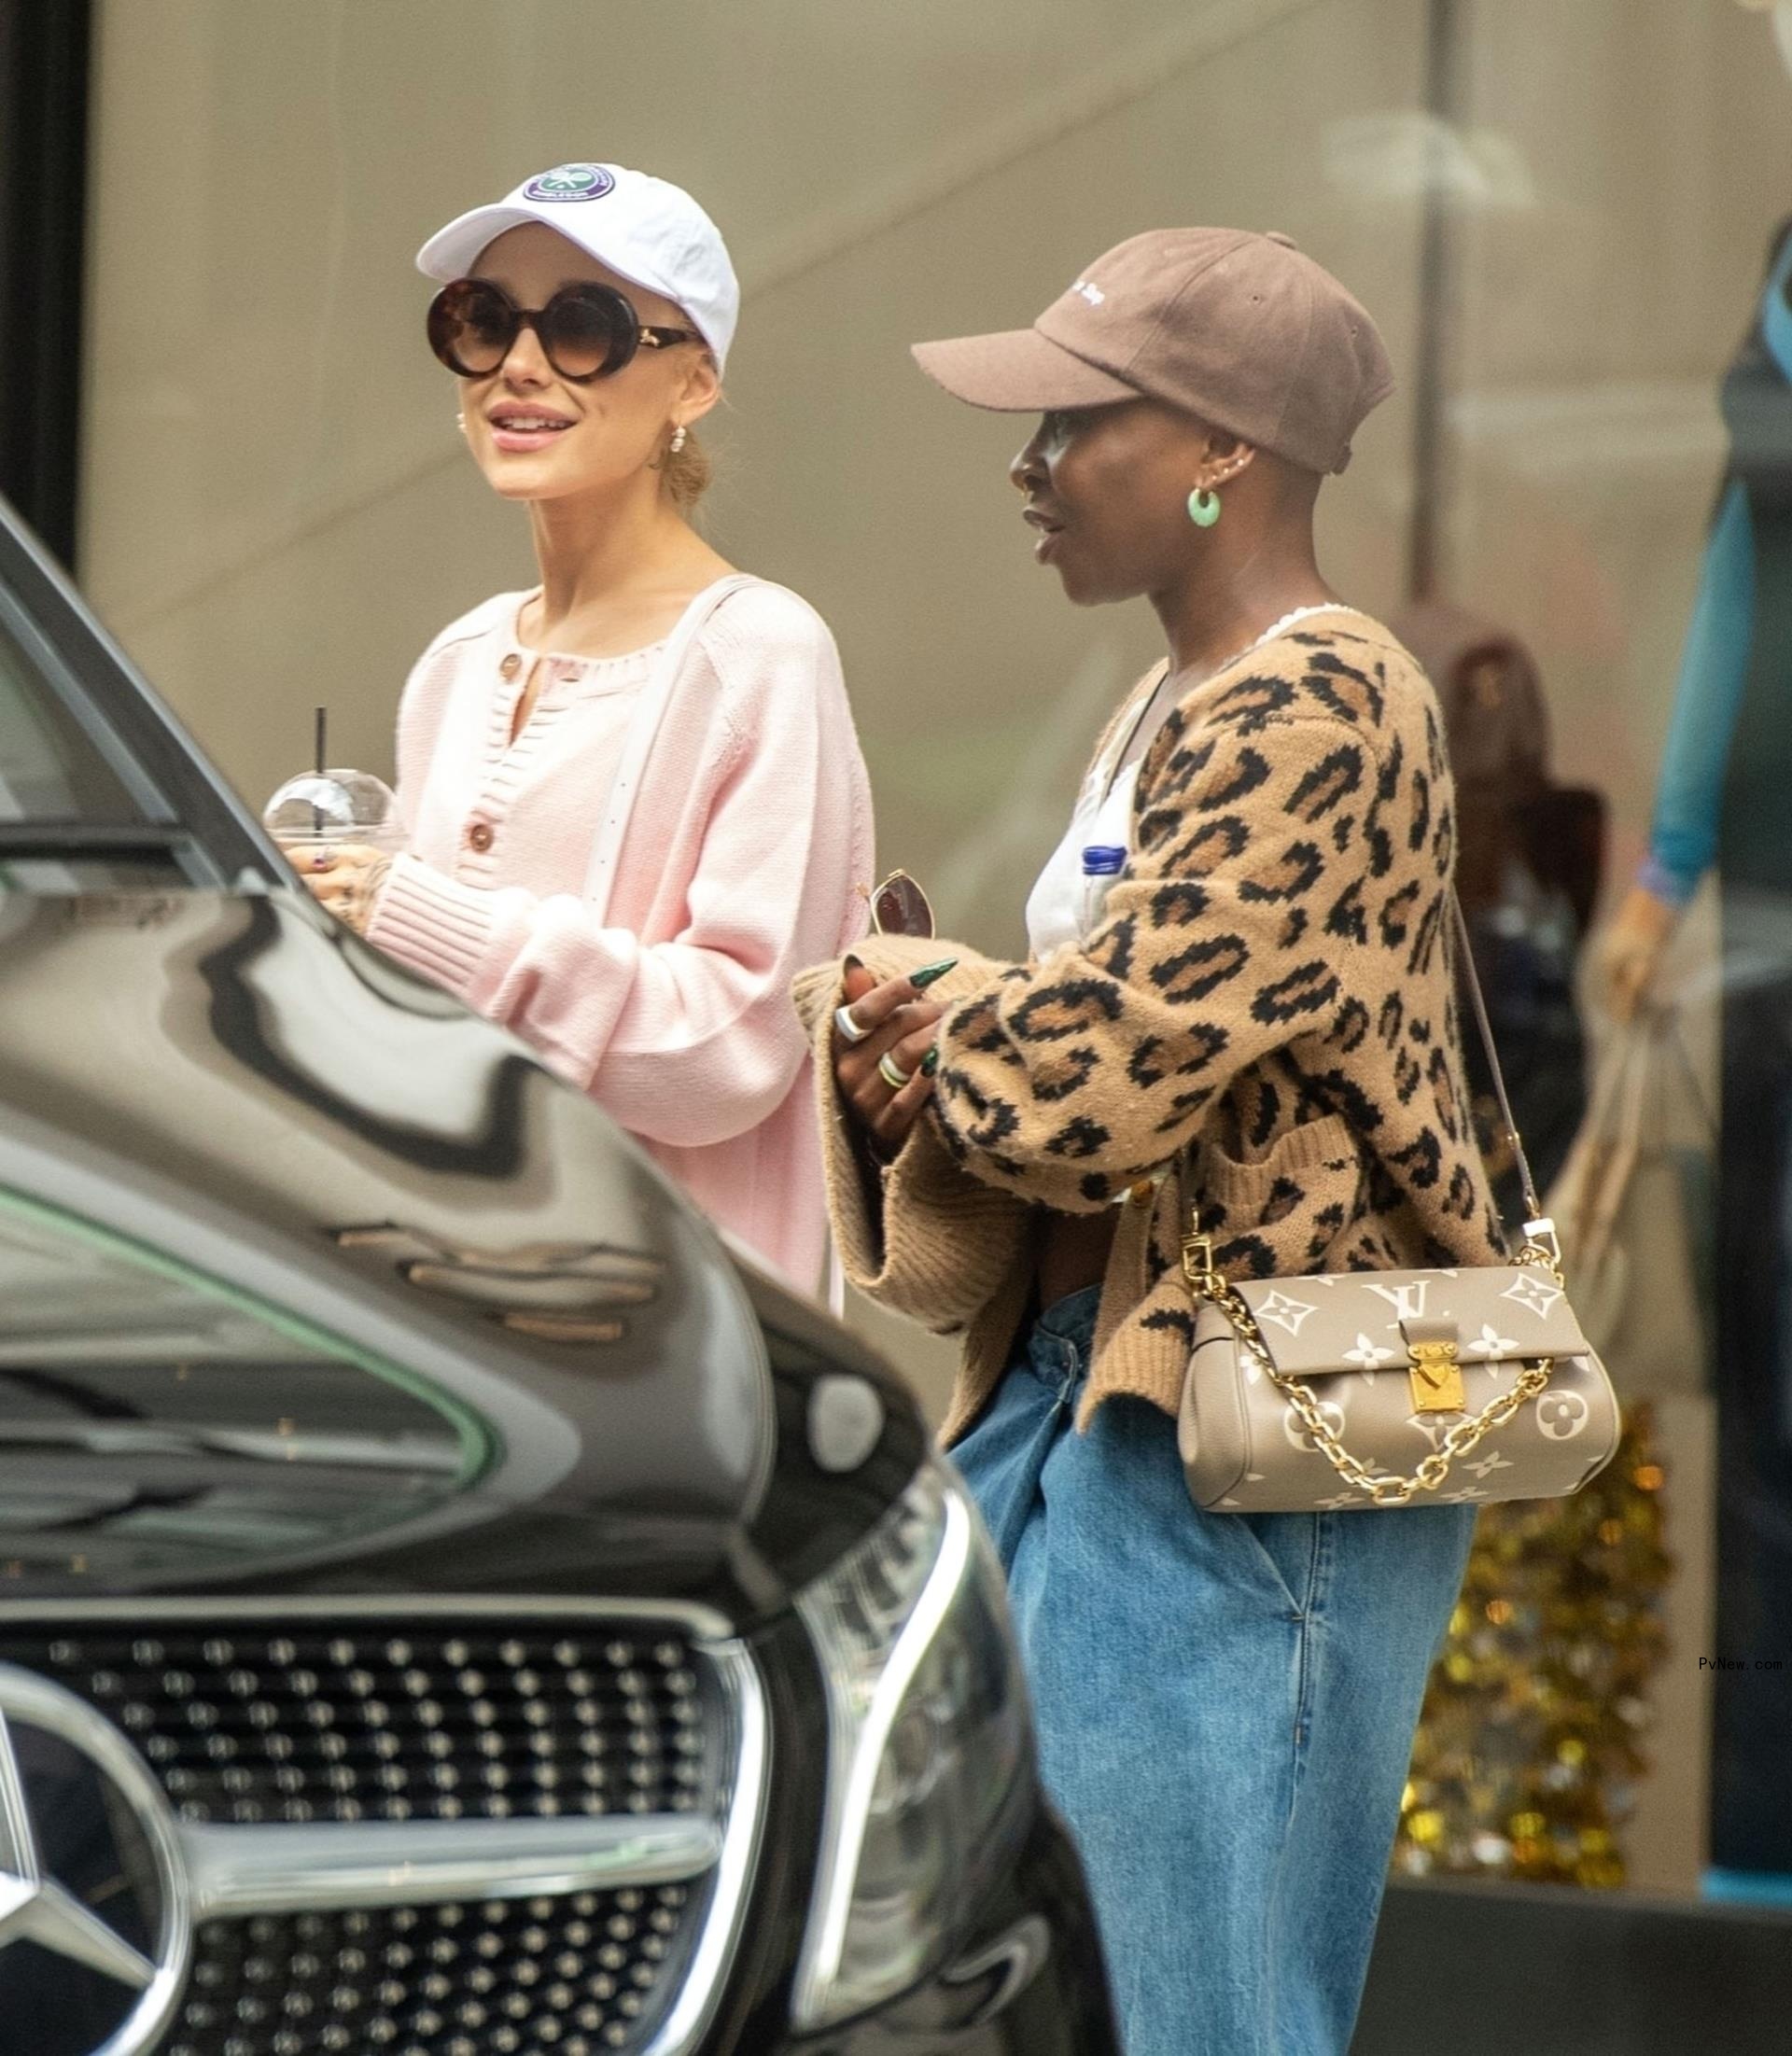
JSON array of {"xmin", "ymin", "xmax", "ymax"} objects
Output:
[
  {"xmin": 0, "ymin": 608, "xmax": 144, "ymax": 829},
  {"xmin": 0, "ymin": 556, "xmax": 251, "ymax": 892}
]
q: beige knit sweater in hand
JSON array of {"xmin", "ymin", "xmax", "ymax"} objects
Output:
[{"xmin": 792, "ymin": 617, "xmax": 1508, "ymax": 1446}]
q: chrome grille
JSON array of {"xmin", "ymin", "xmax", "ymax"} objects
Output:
[
  {"xmin": 0, "ymin": 1604, "xmax": 765, "ymax": 2056},
  {"xmin": 0, "ymin": 1622, "xmax": 711, "ymax": 1825},
  {"xmin": 163, "ymin": 1888, "xmax": 699, "ymax": 2056}
]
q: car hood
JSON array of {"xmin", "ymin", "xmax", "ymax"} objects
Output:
[{"xmin": 0, "ymin": 888, "xmax": 777, "ymax": 1600}]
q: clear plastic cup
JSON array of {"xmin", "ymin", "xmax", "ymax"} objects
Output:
[{"xmin": 263, "ymin": 768, "xmax": 406, "ymax": 855}]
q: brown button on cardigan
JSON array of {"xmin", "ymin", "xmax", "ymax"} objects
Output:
[{"xmin": 793, "ymin": 617, "xmax": 1508, "ymax": 1447}]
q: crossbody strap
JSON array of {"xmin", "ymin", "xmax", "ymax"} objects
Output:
[
  {"xmin": 1181, "ymin": 889, "xmax": 1567, "ymax": 1508},
  {"xmin": 1449, "ymin": 889, "xmax": 1548, "ymax": 1235}
]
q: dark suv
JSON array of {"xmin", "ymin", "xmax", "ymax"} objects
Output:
[{"xmin": 0, "ymin": 502, "xmax": 1117, "ymax": 2056}]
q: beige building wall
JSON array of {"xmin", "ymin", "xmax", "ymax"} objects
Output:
[
  {"xmin": 79, "ymin": 0, "xmax": 1428, "ymax": 867},
  {"xmin": 79, "ymin": 0, "xmax": 1786, "ymax": 1407}
]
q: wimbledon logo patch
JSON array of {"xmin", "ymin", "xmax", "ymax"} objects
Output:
[{"xmin": 524, "ymin": 164, "xmax": 614, "ymax": 203}]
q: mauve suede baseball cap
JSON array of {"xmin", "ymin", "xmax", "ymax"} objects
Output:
[{"xmin": 911, "ymin": 228, "xmax": 1394, "ymax": 475}]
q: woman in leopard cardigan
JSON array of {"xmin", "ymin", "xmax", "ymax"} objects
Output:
[{"xmin": 794, "ymin": 231, "xmax": 1507, "ymax": 2056}]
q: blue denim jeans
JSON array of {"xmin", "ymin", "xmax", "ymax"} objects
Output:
[{"xmin": 951, "ymin": 1285, "xmax": 1476, "ymax": 2056}]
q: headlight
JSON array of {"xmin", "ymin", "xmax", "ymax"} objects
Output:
[{"xmin": 791, "ymin": 1456, "xmax": 1032, "ymax": 2030}]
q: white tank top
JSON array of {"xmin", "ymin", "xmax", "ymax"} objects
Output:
[
  {"xmin": 1026, "ymin": 657, "xmax": 1169, "ymax": 958},
  {"xmin": 1025, "ymin": 755, "xmax": 1143, "ymax": 959}
]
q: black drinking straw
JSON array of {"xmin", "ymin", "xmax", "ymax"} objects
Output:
[{"xmin": 313, "ymin": 706, "xmax": 327, "ymax": 834}]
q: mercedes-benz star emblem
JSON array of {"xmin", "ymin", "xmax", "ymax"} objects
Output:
[{"xmin": 0, "ymin": 1663, "xmax": 190, "ymax": 2056}]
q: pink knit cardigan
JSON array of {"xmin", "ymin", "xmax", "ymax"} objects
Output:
[{"xmin": 366, "ymin": 576, "xmax": 875, "ymax": 1296}]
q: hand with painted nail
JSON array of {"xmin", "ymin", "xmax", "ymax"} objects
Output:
[
  {"xmin": 286, "ymin": 840, "xmax": 394, "ymax": 936},
  {"xmin": 832, "ymin": 955, "xmax": 956, "ymax": 1159}
]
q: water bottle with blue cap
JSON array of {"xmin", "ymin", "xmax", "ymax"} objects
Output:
[{"xmin": 1080, "ymin": 844, "xmax": 1127, "ymax": 934}]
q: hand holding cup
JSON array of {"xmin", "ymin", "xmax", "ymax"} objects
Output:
[{"xmin": 265, "ymin": 725, "xmax": 406, "ymax": 937}]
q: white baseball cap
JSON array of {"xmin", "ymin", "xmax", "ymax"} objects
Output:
[{"xmin": 416, "ymin": 161, "xmax": 740, "ymax": 371}]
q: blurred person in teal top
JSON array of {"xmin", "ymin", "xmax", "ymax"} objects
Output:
[
  {"xmin": 1602, "ymin": 222, "xmax": 1792, "ymax": 996},
  {"xmin": 1635, "ymin": 473, "xmax": 1764, "ymax": 909},
  {"xmin": 1597, "ymin": 217, "xmax": 1792, "ymax": 1883}
]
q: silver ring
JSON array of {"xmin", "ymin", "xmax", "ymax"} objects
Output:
[
  {"xmin": 877, "ymin": 1052, "xmax": 913, "ymax": 1091},
  {"xmin": 834, "ymin": 1002, "xmax": 873, "ymax": 1045}
]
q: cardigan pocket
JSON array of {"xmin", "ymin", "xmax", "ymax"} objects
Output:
[{"xmin": 1190, "ymin": 1112, "xmax": 1369, "ymax": 1281}]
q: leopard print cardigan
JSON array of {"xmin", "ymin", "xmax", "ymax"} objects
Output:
[{"xmin": 792, "ymin": 614, "xmax": 1509, "ymax": 1446}]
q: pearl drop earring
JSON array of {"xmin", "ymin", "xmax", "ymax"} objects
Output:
[{"xmin": 669, "ymin": 424, "xmax": 688, "ymax": 455}]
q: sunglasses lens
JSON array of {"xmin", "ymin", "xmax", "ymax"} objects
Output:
[
  {"xmin": 874, "ymin": 875, "xmax": 934, "ymax": 939},
  {"xmin": 541, "ymin": 287, "xmax": 636, "ymax": 380},
  {"xmin": 428, "ymin": 280, "xmax": 513, "ymax": 376}
]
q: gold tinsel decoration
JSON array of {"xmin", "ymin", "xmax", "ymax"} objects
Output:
[{"xmin": 1393, "ymin": 1402, "xmax": 1673, "ymax": 1887}]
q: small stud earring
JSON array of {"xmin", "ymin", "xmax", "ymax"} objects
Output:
[
  {"xmin": 1188, "ymin": 486, "xmax": 1222, "ymax": 528},
  {"xmin": 668, "ymin": 424, "xmax": 688, "ymax": 455}
]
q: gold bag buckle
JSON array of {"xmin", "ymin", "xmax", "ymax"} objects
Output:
[
  {"xmin": 1403, "ymin": 1321, "xmax": 1466, "ymax": 1414},
  {"xmin": 1181, "ymin": 1230, "xmax": 1219, "ymax": 1295}
]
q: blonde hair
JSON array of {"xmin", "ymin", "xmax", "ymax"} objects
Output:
[{"xmin": 662, "ymin": 427, "xmax": 712, "ymax": 510}]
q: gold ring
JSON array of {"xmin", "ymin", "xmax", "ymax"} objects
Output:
[{"xmin": 877, "ymin": 1051, "xmax": 913, "ymax": 1091}]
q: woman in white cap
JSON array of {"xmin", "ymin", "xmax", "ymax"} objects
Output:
[
  {"xmin": 301, "ymin": 162, "xmax": 873, "ymax": 1297},
  {"xmin": 794, "ymin": 230, "xmax": 1508, "ymax": 2053}
]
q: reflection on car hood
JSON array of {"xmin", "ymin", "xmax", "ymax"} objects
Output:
[{"xmin": 0, "ymin": 888, "xmax": 775, "ymax": 1596}]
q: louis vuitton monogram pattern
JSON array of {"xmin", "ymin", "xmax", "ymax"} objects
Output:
[
  {"xmin": 1179, "ymin": 1266, "xmax": 1620, "ymax": 1511},
  {"xmin": 791, "ymin": 618, "xmax": 1511, "ymax": 1446}
]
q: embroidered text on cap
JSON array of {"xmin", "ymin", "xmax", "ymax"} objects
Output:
[{"xmin": 523, "ymin": 164, "xmax": 616, "ymax": 203}]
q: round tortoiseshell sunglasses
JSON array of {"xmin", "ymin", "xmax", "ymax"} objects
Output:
[{"xmin": 427, "ymin": 277, "xmax": 700, "ymax": 384}]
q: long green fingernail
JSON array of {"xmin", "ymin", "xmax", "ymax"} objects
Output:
[
  {"xmin": 920, "ymin": 1046, "xmax": 940, "ymax": 1077},
  {"xmin": 908, "ymin": 958, "xmax": 958, "ymax": 989}
]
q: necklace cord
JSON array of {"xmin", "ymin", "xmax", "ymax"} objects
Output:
[{"xmin": 1105, "ymin": 604, "xmax": 1372, "ymax": 800}]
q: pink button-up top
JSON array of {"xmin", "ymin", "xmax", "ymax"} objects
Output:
[{"xmin": 365, "ymin": 578, "xmax": 875, "ymax": 1297}]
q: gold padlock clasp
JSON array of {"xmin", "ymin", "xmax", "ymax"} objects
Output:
[{"xmin": 1407, "ymin": 1336, "xmax": 1465, "ymax": 1414}]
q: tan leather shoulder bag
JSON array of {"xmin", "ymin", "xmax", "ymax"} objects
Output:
[{"xmin": 1178, "ymin": 898, "xmax": 1621, "ymax": 1513}]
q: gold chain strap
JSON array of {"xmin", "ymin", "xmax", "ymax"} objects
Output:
[{"xmin": 1181, "ymin": 1234, "xmax": 1566, "ymax": 1507}]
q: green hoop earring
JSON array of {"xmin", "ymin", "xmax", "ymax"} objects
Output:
[{"xmin": 1188, "ymin": 487, "xmax": 1222, "ymax": 528}]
